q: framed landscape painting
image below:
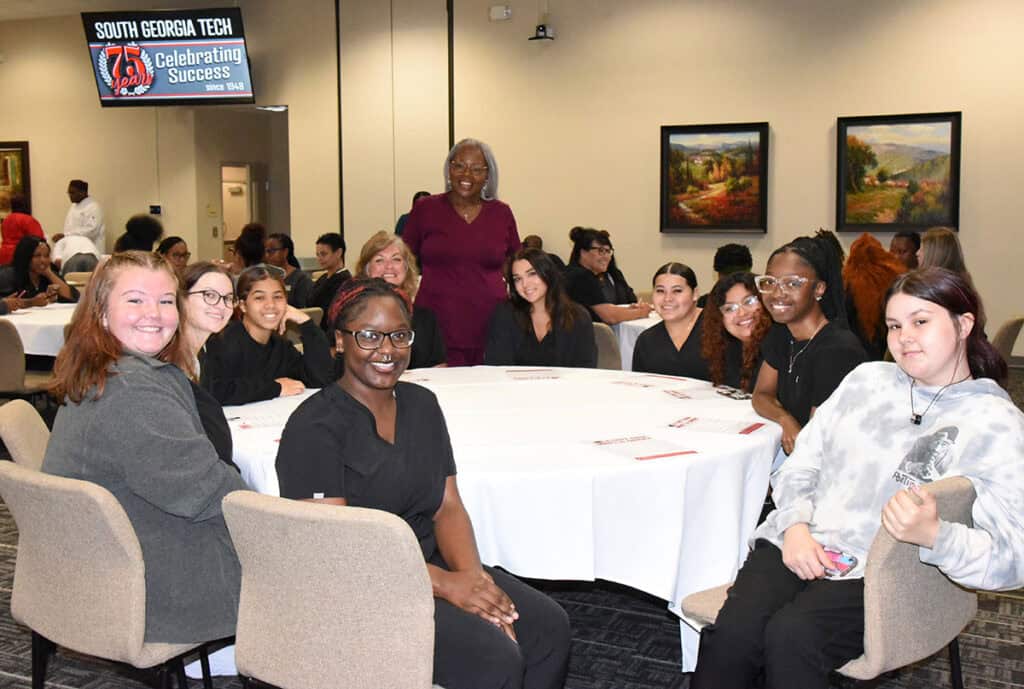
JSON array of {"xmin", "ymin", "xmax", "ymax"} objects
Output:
[
  {"xmin": 836, "ymin": 112, "xmax": 960, "ymax": 232},
  {"xmin": 0, "ymin": 141, "xmax": 31, "ymax": 221},
  {"xmin": 660, "ymin": 122, "xmax": 769, "ymax": 233}
]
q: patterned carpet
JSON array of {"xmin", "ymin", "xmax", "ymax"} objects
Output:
[{"xmin": 0, "ymin": 370, "xmax": 1021, "ymax": 687}]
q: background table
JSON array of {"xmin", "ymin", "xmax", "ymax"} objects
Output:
[
  {"xmin": 0, "ymin": 303, "xmax": 76, "ymax": 356},
  {"xmin": 613, "ymin": 315, "xmax": 660, "ymax": 370},
  {"xmin": 226, "ymin": 366, "xmax": 780, "ymax": 670}
]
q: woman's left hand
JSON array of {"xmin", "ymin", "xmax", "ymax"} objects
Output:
[
  {"xmin": 278, "ymin": 305, "xmax": 310, "ymax": 334},
  {"xmin": 881, "ymin": 485, "xmax": 939, "ymax": 548}
]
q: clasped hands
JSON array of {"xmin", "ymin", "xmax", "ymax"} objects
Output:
[
  {"xmin": 441, "ymin": 568, "xmax": 519, "ymax": 642},
  {"xmin": 782, "ymin": 485, "xmax": 939, "ymax": 581}
]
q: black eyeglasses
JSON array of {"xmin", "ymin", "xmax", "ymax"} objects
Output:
[
  {"xmin": 188, "ymin": 289, "xmax": 237, "ymax": 307},
  {"xmin": 338, "ymin": 328, "xmax": 415, "ymax": 350},
  {"xmin": 587, "ymin": 246, "xmax": 613, "ymax": 256}
]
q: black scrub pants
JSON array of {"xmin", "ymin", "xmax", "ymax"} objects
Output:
[
  {"xmin": 690, "ymin": 540, "xmax": 865, "ymax": 689},
  {"xmin": 432, "ymin": 565, "xmax": 571, "ymax": 689}
]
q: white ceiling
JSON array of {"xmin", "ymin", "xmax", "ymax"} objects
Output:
[{"xmin": 0, "ymin": 0, "xmax": 235, "ymax": 23}]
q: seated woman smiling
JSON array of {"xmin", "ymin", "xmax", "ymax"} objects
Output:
[
  {"xmin": 43, "ymin": 251, "xmax": 246, "ymax": 644},
  {"xmin": 632, "ymin": 262, "xmax": 710, "ymax": 380},
  {"xmin": 275, "ymin": 279, "xmax": 571, "ymax": 689},
  {"xmin": 201, "ymin": 265, "xmax": 333, "ymax": 405},
  {"xmin": 700, "ymin": 272, "xmax": 772, "ymax": 391},
  {"xmin": 485, "ymin": 247, "xmax": 596, "ymax": 368}
]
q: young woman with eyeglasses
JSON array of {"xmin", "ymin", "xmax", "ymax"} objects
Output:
[
  {"xmin": 700, "ymin": 272, "xmax": 772, "ymax": 391},
  {"xmin": 564, "ymin": 226, "xmax": 651, "ymax": 325},
  {"xmin": 752, "ymin": 232, "xmax": 867, "ymax": 455},
  {"xmin": 692, "ymin": 267, "xmax": 1024, "ymax": 689},
  {"xmin": 181, "ymin": 261, "xmax": 240, "ymax": 467},
  {"xmin": 631, "ymin": 262, "xmax": 709, "ymax": 379},
  {"xmin": 200, "ymin": 265, "xmax": 333, "ymax": 405},
  {"xmin": 276, "ymin": 278, "xmax": 571, "ymax": 689},
  {"xmin": 402, "ymin": 139, "xmax": 521, "ymax": 366},
  {"xmin": 264, "ymin": 232, "xmax": 314, "ymax": 308}
]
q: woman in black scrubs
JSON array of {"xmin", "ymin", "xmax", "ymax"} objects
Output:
[
  {"xmin": 631, "ymin": 262, "xmax": 710, "ymax": 380},
  {"xmin": 275, "ymin": 279, "xmax": 571, "ymax": 689},
  {"xmin": 485, "ymin": 247, "xmax": 596, "ymax": 367},
  {"xmin": 752, "ymin": 232, "xmax": 867, "ymax": 456}
]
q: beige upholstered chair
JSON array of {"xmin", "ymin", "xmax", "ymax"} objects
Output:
[
  {"xmin": 63, "ymin": 271, "xmax": 93, "ymax": 287},
  {"xmin": 593, "ymin": 322, "xmax": 622, "ymax": 370},
  {"xmin": 636, "ymin": 289, "xmax": 653, "ymax": 304},
  {"xmin": 283, "ymin": 307, "xmax": 324, "ymax": 348},
  {"xmin": 0, "ymin": 400, "xmax": 49, "ymax": 470},
  {"xmin": 991, "ymin": 316, "xmax": 1024, "ymax": 363},
  {"xmin": 223, "ymin": 490, "xmax": 437, "ymax": 689},
  {"xmin": 0, "ymin": 461, "xmax": 211, "ymax": 689},
  {"xmin": 681, "ymin": 476, "xmax": 977, "ymax": 686},
  {"xmin": 0, "ymin": 320, "xmax": 53, "ymax": 402}
]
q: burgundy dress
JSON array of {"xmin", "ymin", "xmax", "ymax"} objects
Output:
[{"xmin": 403, "ymin": 194, "xmax": 520, "ymax": 366}]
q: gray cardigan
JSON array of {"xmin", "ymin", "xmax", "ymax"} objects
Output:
[{"xmin": 43, "ymin": 352, "xmax": 247, "ymax": 643}]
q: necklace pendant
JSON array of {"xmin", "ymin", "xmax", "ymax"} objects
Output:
[{"xmin": 911, "ymin": 413, "xmax": 922, "ymax": 425}]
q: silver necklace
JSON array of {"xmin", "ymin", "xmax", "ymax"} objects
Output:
[
  {"xmin": 787, "ymin": 320, "xmax": 827, "ymax": 375},
  {"xmin": 909, "ymin": 375, "xmax": 967, "ymax": 425}
]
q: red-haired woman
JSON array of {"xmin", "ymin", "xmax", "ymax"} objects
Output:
[
  {"xmin": 843, "ymin": 232, "xmax": 905, "ymax": 359},
  {"xmin": 700, "ymin": 272, "xmax": 772, "ymax": 391},
  {"xmin": 42, "ymin": 251, "xmax": 246, "ymax": 644}
]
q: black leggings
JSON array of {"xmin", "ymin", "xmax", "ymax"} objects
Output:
[
  {"xmin": 432, "ymin": 565, "xmax": 571, "ymax": 689},
  {"xmin": 691, "ymin": 540, "xmax": 865, "ymax": 689}
]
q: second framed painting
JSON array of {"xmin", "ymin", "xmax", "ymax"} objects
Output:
[
  {"xmin": 660, "ymin": 122, "xmax": 769, "ymax": 234},
  {"xmin": 836, "ymin": 111, "xmax": 961, "ymax": 232}
]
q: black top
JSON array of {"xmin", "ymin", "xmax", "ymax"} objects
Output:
[
  {"xmin": 276, "ymin": 382, "xmax": 457, "ymax": 561},
  {"xmin": 760, "ymin": 322, "xmax": 868, "ymax": 425},
  {"xmin": 200, "ymin": 319, "xmax": 333, "ymax": 405},
  {"xmin": 484, "ymin": 301, "xmax": 596, "ymax": 368},
  {"xmin": 720, "ymin": 336, "xmax": 763, "ymax": 392},
  {"xmin": 308, "ymin": 268, "xmax": 352, "ymax": 331},
  {"xmin": 565, "ymin": 265, "xmax": 638, "ymax": 322},
  {"xmin": 4, "ymin": 273, "xmax": 79, "ymax": 302},
  {"xmin": 631, "ymin": 313, "xmax": 711, "ymax": 381},
  {"xmin": 189, "ymin": 380, "xmax": 237, "ymax": 470},
  {"xmin": 284, "ymin": 269, "xmax": 314, "ymax": 308}
]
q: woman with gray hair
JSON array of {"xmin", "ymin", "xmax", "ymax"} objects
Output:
[{"xmin": 402, "ymin": 138, "xmax": 520, "ymax": 366}]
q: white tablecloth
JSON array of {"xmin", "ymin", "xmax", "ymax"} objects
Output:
[
  {"xmin": 614, "ymin": 315, "xmax": 661, "ymax": 370},
  {"xmin": 226, "ymin": 366, "xmax": 780, "ymax": 671},
  {"xmin": 1, "ymin": 303, "xmax": 77, "ymax": 356}
]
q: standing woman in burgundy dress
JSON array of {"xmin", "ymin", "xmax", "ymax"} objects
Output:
[{"xmin": 402, "ymin": 139, "xmax": 520, "ymax": 366}]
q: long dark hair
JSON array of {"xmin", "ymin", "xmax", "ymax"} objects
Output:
[
  {"xmin": 504, "ymin": 247, "xmax": 577, "ymax": 333},
  {"xmin": 567, "ymin": 226, "xmax": 631, "ymax": 288},
  {"xmin": 268, "ymin": 232, "xmax": 301, "ymax": 269},
  {"xmin": 157, "ymin": 236, "xmax": 186, "ymax": 256},
  {"xmin": 12, "ymin": 236, "xmax": 47, "ymax": 289},
  {"xmin": 768, "ymin": 230, "xmax": 848, "ymax": 328},
  {"xmin": 886, "ymin": 267, "xmax": 1006, "ymax": 388},
  {"xmin": 701, "ymin": 272, "xmax": 772, "ymax": 390}
]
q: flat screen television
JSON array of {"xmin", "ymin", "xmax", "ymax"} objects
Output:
[{"xmin": 82, "ymin": 8, "xmax": 255, "ymax": 107}]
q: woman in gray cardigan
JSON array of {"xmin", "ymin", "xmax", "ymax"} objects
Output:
[{"xmin": 42, "ymin": 251, "xmax": 247, "ymax": 644}]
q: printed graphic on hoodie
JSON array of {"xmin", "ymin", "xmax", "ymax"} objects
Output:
[{"xmin": 892, "ymin": 426, "xmax": 958, "ymax": 487}]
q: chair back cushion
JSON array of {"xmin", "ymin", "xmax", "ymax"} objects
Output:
[
  {"xmin": 0, "ymin": 461, "xmax": 150, "ymax": 663},
  {"xmin": 839, "ymin": 475, "xmax": 978, "ymax": 679},
  {"xmin": 223, "ymin": 491, "xmax": 435, "ymax": 689},
  {"xmin": 0, "ymin": 400, "xmax": 50, "ymax": 470},
  {"xmin": 991, "ymin": 316, "xmax": 1024, "ymax": 362},
  {"xmin": 0, "ymin": 321, "xmax": 27, "ymax": 392},
  {"xmin": 593, "ymin": 322, "xmax": 622, "ymax": 371}
]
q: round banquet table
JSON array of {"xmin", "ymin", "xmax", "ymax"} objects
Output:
[
  {"xmin": 613, "ymin": 314, "xmax": 660, "ymax": 370},
  {"xmin": 0, "ymin": 303, "xmax": 77, "ymax": 356},
  {"xmin": 225, "ymin": 365, "xmax": 780, "ymax": 671}
]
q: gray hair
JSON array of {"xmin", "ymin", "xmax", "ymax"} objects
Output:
[{"xmin": 443, "ymin": 138, "xmax": 499, "ymax": 201}]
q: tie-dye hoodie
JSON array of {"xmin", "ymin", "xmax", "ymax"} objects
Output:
[{"xmin": 753, "ymin": 361, "xmax": 1024, "ymax": 590}]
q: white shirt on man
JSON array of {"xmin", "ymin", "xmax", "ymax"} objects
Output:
[{"xmin": 59, "ymin": 196, "xmax": 105, "ymax": 258}]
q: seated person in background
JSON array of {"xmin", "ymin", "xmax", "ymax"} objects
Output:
[
  {"xmin": 275, "ymin": 279, "xmax": 571, "ymax": 689},
  {"xmin": 843, "ymin": 232, "xmax": 905, "ymax": 359},
  {"xmin": 355, "ymin": 231, "xmax": 446, "ymax": 369},
  {"xmin": 181, "ymin": 261, "xmax": 239, "ymax": 469},
  {"xmin": 696, "ymin": 242, "xmax": 753, "ymax": 308},
  {"xmin": 564, "ymin": 226, "xmax": 650, "ymax": 324},
  {"xmin": 309, "ymin": 232, "xmax": 352, "ymax": 331},
  {"xmin": 889, "ymin": 230, "xmax": 920, "ymax": 271},
  {"xmin": 264, "ymin": 233, "xmax": 314, "ymax": 308},
  {"xmin": 521, "ymin": 233, "xmax": 567, "ymax": 271},
  {"xmin": 201, "ymin": 265, "xmax": 332, "ymax": 405},
  {"xmin": 919, "ymin": 227, "xmax": 972, "ymax": 282},
  {"xmin": 0, "ymin": 194, "xmax": 45, "ymax": 265},
  {"xmin": 229, "ymin": 223, "xmax": 268, "ymax": 276},
  {"xmin": 752, "ymin": 232, "xmax": 866, "ymax": 456},
  {"xmin": 485, "ymin": 247, "xmax": 595, "ymax": 368},
  {"xmin": 632, "ymin": 263, "xmax": 710, "ymax": 380},
  {"xmin": 394, "ymin": 189, "xmax": 430, "ymax": 236},
  {"xmin": 4, "ymin": 236, "xmax": 78, "ymax": 305},
  {"xmin": 113, "ymin": 214, "xmax": 163, "ymax": 253},
  {"xmin": 691, "ymin": 268, "xmax": 1024, "ymax": 689},
  {"xmin": 157, "ymin": 236, "xmax": 191, "ymax": 276},
  {"xmin": 700, "ymin": 272, "xmax": 771, "ymax": 391},
  {"xmin": 43, "ymin": 250, "xmax": 246, "ymax": 645}
]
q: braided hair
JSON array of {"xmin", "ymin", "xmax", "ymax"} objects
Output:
[
  {"xmin": 768, "ymin": 230, "xmax": 849, "ymax": 328},
  {"xmin": 328, "ymin": 278, "xmax": 413, "ymax": 334}
]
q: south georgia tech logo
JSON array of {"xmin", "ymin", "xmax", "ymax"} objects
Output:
[{"xmin": 97, "ymin": 43, "xmax": 155, "ymax": 96}]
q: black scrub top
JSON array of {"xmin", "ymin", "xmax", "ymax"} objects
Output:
[{"xmin": 631, "ymin": 314, "xmax": 711, "ymax": 381}]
